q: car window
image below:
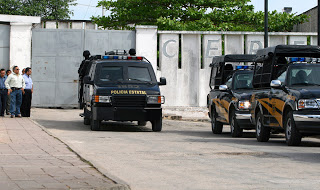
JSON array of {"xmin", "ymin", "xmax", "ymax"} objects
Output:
[
  {"xmin": 225, "ymin": 77, "xmax": 233, "ymax": 88},
  {"xmin": 99, "ymin": 66, "xmax": 123, "ymax": 82},
  {"xmin": 289, "ymin": 65, "xmax": 320, "ymax": 86},
  {"xmin": 128, "ymin": 67, "xmax": 152, "ymax": 82},
  {"xmin": 276, "ymin": 71, "xmax": 287, "ymax": 83},
  {"xmin": 233, "ymin": 73, "xmax": 253, "ymax": 90}
]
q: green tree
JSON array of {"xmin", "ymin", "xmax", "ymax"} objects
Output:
[
  {"xmin": 0, "ymin": 0, "xmax": 76, "ymax": 20},
  {"xmin": 92, "ymin": 0, "xmax": 308, "ymax": 32}
]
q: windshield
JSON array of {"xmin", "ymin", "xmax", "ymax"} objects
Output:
[
  {"xmin": 233, "ymin": 72, "xmax": 253, "ymax": 90},
  {"xmin": 288, "ymin": 65, "xmax": 320, "ymax": 86},
  {"xmin": 99, "ymin": 66, "xmax": 123, "ymax": 82},
  {"xmin": 128, "ymin": 66, "xmax": 152, "ymax": 82}
]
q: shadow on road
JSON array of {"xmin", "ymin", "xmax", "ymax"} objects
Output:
[
  {"xmin": 35, "ymin": 119, "xmax": 152, "ymax": 132},
  {"xmin": 165, "ymin": 128, "xmax": 320, "ymax": 148}
]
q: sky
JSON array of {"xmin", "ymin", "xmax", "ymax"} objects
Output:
[{"xmin": 70, "ymin": 0, "xmax": 318, "ymax": 20}]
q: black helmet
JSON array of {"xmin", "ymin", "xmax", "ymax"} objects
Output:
[{"xmin": 83, "ymin": 50, "xmax": 91, "ymax": 57}]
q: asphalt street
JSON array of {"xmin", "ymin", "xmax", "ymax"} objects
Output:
[{"xmin": 32, "ymin": 108, "xmax": 320, "ymax": 190}]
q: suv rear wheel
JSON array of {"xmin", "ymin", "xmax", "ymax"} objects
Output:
[
  {"xmin": 230, "ymin": 109, "xmax": 243, "ymax": 137},
  {"xmin": 152, "ymin": 118, "xmax": 162, "ymax": 132},
  {"xmin": 255, "ymin": 112, "xmax": 270, "ymax": 142},
  {"xmin": 211, "ymin": 109, "xmax": 223, "ymax": 134},
  {"xmin": 285, "ymin": 111, "xmax": 302, "ymax": 146}
]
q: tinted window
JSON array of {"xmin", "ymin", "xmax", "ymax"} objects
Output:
[
  {"xmin": 128, "ymin": 67, "xmax": 151, "ymax": 82},
  {"xmin": 288, "ymin": 65, "xmax": 320, "ymax": 86},
  {"xmin": 99, "ymin": 66, "xmax": 123, "ymax": 82},
  {"xmin": 233, "ymin": 73, "xmax": 253, "ymax": 90}
]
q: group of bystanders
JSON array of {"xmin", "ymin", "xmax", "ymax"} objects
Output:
[{"xmin": 0, "ymin": 66, "xmax": 33, "ymax": 118}]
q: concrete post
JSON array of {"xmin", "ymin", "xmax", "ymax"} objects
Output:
[
  {"xmin": 9, "ymin": 23, "xmax": 33, "ymax": 70},
  {"xmin": 135, "ymin": 25, "xmax": 158, "ymax": 70}
]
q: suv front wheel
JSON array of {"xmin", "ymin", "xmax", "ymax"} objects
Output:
[
  {"xmin": 91, "ymin": 119, "xmax": 101, "ymax": 131},
  {"xmin": 255, "ymin": 112, "xmax": 270, "ymax": 142},
  {"xmin": 285, "ymin": 111, "xmax": 302, "ymax": 146},
  {"xmin": 152, "ymin": 118, "xmax": 162, "ymax": 132},
  {"xmin": 211, "ymin": 109, "xmax": 223, "ymax": 134},
  {"xmin": 230, "ymin": 109, "xmax": 243, "ymax": 137}
]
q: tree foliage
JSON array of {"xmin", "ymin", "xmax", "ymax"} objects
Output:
[
  {"xmin": 92, "ymin": 0, "xmax": 308, "ymax": 32},
  {"xmin": 0, "ymin": 0, "xmax": 76, "ymax": 20}
]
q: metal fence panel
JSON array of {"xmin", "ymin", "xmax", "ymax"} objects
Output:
[
  {"xmin": 0, "ymin": 24, "xmax": 10, "ymax": 70},
  {"xmin": 32, "ymin": 29, "xmax": 135, "ymax": 107}
]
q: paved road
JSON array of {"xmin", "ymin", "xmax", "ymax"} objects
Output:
[{"xmin": 32, "ymin": 108, "xmax": 320, "ymax": 190}]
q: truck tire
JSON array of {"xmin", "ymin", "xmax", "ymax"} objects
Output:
[
  {"xmin": 152, "ymin": 118, "xmax": 162, "ymax": 132},
  {"xmin": 138, "ymin": 121, "xmax": 147, "ymax": 126},
  {"xmin": 255, "ymin": 112, "xmax": 270, "ymax": 142},
  {"xmin": 285, "ymin": 111, "xmax": 302, "ymax": 146},
  {"xmin": 211, "ymin": 109, "xmax": 223, "ymax": 134},
  {"xmin": 230, "ymin": 109, "xmax": 243, "ymax": 137},
  {"xmin": 91, "ymin": 119, "xmax": 101, "ymax": 131}
]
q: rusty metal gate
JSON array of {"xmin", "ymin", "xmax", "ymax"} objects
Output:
[
  {"xmin": 0, "ymin": 23, "xmax": 10, "ymax": 70},
  {"xmin": 31, "ymin": 29, "xmax": 136, "ymax": 107}
]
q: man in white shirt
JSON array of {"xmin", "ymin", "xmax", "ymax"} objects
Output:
[{"xmin": 4, "ymin": 66, "xmax": 26, "ymax": 118}]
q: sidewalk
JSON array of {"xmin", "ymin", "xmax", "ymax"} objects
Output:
[{"xmin": 0, "ymin": 116, "xmax": 127, "ymax": 190}]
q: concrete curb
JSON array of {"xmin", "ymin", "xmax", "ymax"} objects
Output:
[{"xmin": 30, "ymin": 119, "xmax": 131, "ymax": 190}]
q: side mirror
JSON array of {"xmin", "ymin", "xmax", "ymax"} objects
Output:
[
  {"xmin": 83, "ymin": 76, "xmax": 93, "ymax": 85},
  {"xmin": 158, "ymin": 77, "xmax": 167, "ymax": 86},
  {"xmin": 219, "ymin": 85, "xmax": 228, "ymax": 91},
  {"xmin": 270, "ymin": 80, "xmax": 282, "ymax": 88}
]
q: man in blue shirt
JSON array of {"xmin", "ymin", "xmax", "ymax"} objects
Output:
[
  {"xmin": 0, "ymin": 69, "xmax": 7, "ymax": 117},
  {"xmin": 21, "ymin": 67, "xmax": 33, "ymax": 117}
]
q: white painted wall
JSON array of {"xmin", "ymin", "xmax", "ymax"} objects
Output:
[
  {"xmin": 135, "ymin": 26, "xmax": 158, "ymax": 71},
  {"xmin": 10, "ymin": 23, "xmax": 33, "ymax": 70},
  {"xmin": 0, "ymin": 14, "xmax": 40, "ymax": 70}
]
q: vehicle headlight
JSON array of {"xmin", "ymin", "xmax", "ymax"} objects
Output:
[
  {"xmin": 147, "ymin": 95, "xmax": 165, "ymax": 104},
  {"xmin": 238, "ymin": 100, "xmax": 251, "ymax": 110},
  {"xmin": 94, "ymin": 95, "xmax": 111, "ymax": 103},
  {"xmin": 298, "ymin": 99, "xmax": 318, "ymax": 109}
]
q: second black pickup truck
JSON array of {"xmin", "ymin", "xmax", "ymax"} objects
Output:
[{"xmin": 207, "ymin": 54, "xmax": 255, "ymax": 137}]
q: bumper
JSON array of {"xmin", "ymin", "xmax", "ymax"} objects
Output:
[
  {"xmin": 235, "ymin": 110, "xmax": 254, "ymax": 129},
  {"xmin": 293, "ymin": 112, "xmax": 320, "ymax": 134},
  {"xmin": 92, "ymin": 106, "xmax": 162, "ymax": 121}
]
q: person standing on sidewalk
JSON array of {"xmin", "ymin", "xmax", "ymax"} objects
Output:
[
  {"xmin": 0, "ymin": 69, "xmax": 7, "ymax": 117},
  {"xmin": 5, "ymin": 69, "xmax": 11, "ymax": 115},
  {"xmin": 21, "ymin": 67, "xmax": 33, "ymax": 117},
  {"xmin": 5, "ymin": 66, "xmax": 26, "ymax": 118}
]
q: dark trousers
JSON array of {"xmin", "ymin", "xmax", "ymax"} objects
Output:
[
  {"xmin": 6, "ymin": 93, "xmax": 11, "ymax": 114},
  {"xmin": 0, "ymin": 90, "xmax": 7, "ymax": 116},
  {"xmin": 21, "ymin": 89, "xmax": 32, "ymax": 117}
]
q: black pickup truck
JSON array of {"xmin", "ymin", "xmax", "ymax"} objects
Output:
[
  {"xmin": 250, "ymin": 45, "xmax": 320, "ymax": 145},
  {"xmin": 80, "ymin": 51, "xmax": 166, "ymax": 131},
  {"xmin": 207, "ymin": 54, "xmax": 255, "ymax": 137}
]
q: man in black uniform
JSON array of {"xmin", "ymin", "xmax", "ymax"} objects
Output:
[{"xmin": 78, "ymin": 50, "xmax": 91, "ymax": 108}]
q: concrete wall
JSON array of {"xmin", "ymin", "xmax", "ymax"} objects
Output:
[
  {"xmin": 293, "ymin": 7, "xmax": 318, "ymax": 32},
  {"xmin": 0, "ymin": 14, "xmax": 41, "ymax": 70},
  {"xmin": 155, "ymin": 31, "xmax": 317, "ymax": 107}
]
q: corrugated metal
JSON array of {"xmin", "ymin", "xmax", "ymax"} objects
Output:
[
  {"xmin": 31, "ymin": 29, "xmax": 135, "ymax": 107},
  {"xmin": 0, "ymin": 24, "xmax": 10, "ymax": 70}
]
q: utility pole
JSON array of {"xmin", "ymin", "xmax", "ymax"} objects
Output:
[
  {"xmin": 102, "ymin": 5, "xmax": 105, "ymax": 17},
  {"xmin": 318, "ymin": 0, "xmax": 320, "ymax": 45},
  {"xmin": 264, "ymin": 0, "xmax": 268, "ymax": 48}
]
